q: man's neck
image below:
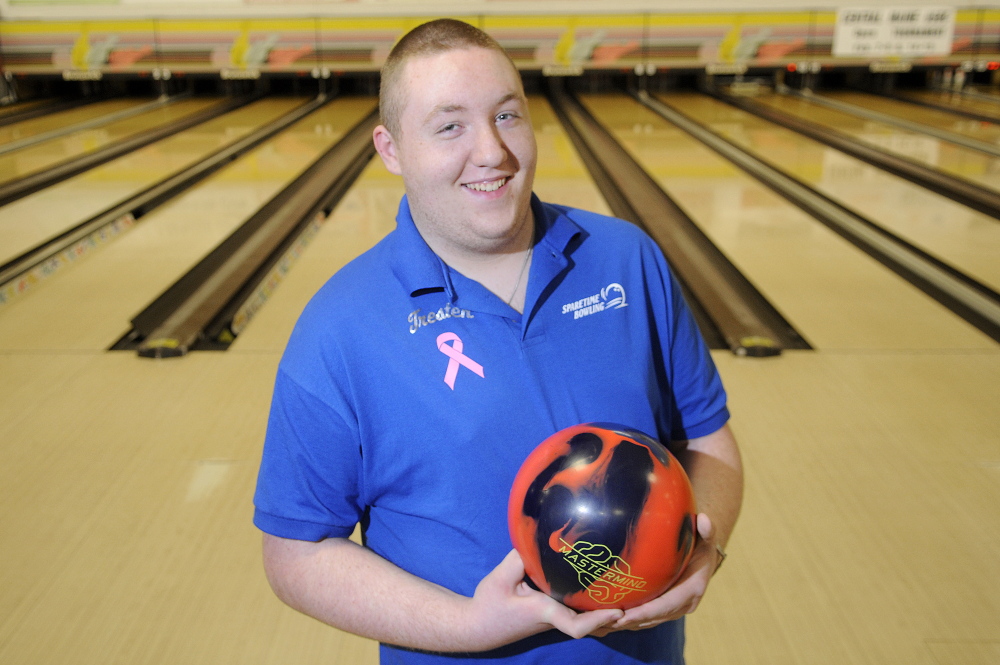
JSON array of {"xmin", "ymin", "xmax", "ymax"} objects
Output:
[{"xmin": 421, "ymin": 219, "xmax": 536, "ymax": 313}]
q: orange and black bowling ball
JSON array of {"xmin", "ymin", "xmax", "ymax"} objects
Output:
[{"xmin": 508, "ymin": 423, "xmax": 697, "ymax": 611}]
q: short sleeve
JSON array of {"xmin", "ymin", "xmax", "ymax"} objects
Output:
[
  {"xmin": 253, "ymin": 368, "xmax": 364, "ymax": 541},
  {"xmin": 660, "ymin": 254, "xmax": 730, "ymax": 441}
]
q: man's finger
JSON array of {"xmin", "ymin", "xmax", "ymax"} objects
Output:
[
  {"xmin": 548, "ymin": 604, "xmax": 623, "ymax": 639},
  {"xmin": 697, "ymin": 512, "xmax": 714, "ymax": 540},
  {"xmin": 497, "ymin": 549, "xmax": 525, "ymax": 579}
]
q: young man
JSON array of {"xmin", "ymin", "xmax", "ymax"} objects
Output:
[{"xmin": 254, "ymin": 18, "xmax": 743, "ymax": 664}]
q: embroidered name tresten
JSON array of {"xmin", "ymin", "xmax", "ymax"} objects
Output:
[
  {"xmin": 561, "ymin": 283, "xmax": 628, "ymax": 320},
  {"xmin": 408, "ymin": 305, "xmax": 475, "ymax": 334}
]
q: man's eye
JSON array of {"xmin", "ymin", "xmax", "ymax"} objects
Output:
[{"xmin": 496, "ymin": 112, "xmax": 517, "ymax": 122}]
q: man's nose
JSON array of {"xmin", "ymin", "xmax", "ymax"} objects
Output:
[{"xmin": 471, "ymin": 124, "xmax": 508, "ymax": 168}]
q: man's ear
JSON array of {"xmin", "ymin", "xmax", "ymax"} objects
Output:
[{"xmin": 373, "ymin": 125, "xmax": 402, "ymax": 175}]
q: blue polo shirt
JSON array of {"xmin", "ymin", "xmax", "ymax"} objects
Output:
[{"xmin": 254, "ymin": 194, "xmax": 729, "ymax": 664}]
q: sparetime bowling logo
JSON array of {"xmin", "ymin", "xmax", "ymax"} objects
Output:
[{"xmin": 561, "ymin": 283, "xmax": 627, "ymax": 320}]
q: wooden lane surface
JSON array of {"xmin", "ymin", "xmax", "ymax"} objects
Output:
[
  {"xmin": 1, "ymin": 93, "xmax": 998, "ymax": 665},
  {"xmin": 895, "ymin": 89, "xmax": 1000, "ymax": 121},
  {"xmin": 1, "ymin": 349, "xmax": 996, "ymax": 665},
  {"xmin": 0, "ymin": 98, "xmax": 142, "ymax": 146},
  {"xmin": 0, "ymin": 98, "xmax": 53, "ymax": 120},
  {"xmin": 704, "ymin": 349, "xmax": 1000, "ymax": 665},
  {"xmin": 657, "ymin": 92, "xmax": 1000, "ymax": 297},
  {"xmin": 0, "ymin": 351, "xmax": 380, "ymax": 665},
  {"xmin": 0, "ymin": 97, "xmax": 221, "ymax": 185},
  {"xmin": 581, "ymin": 93, "xmax": 996, "ymax": 351},
  {"xmin": 817, "ymin": 90, "xmax": 1000, "ymax": 146},
  {"xmin": 753, "ymin": 93, "xmax": 1000, "ymax": 194},
  {"xmin": 0, "ymin": 97, "xmax": 308, "ymax": 267},
  {"xmin": 0, "ymin": 97, "xmax": 376, "ymax": 351}
]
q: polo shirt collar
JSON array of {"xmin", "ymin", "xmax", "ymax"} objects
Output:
[
  {"xmin": 525, "ymin": 194, "xmax": 582, "ymax": 326},
  {"xmin": 531, "ymin": 193, "xmax": 581, "ymax": 261},
  {"xmin": 390, "ymin": 195, "xmax": 455, "ymax": 300}
]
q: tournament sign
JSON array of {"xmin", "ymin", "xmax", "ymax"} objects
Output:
[{"xmin": 833, "ymin": 6, "xmax": 955, "ymax": 58}]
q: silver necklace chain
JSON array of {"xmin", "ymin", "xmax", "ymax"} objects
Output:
[{"xmin": 506, "ymin": 246, "xmax": 533, "ymax": 306}]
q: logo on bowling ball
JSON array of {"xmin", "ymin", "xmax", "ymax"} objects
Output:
[
  {"xmin": 558, "ymin": 538, "xmax": 647, "ymax": 606},
  {"xmin": 508, "ymin": 423, "xmax": 696, "ymax": 611}
]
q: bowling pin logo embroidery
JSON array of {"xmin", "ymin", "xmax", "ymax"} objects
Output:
[{"xmin": 436, "ymin": 332, "xmax": 484, "ymax": 390}]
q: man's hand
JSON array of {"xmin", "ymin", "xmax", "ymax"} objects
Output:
[
  {"xmin": 263, "ymin": 535, "xmax": 623, "ymax": 652},
  {"xmin": 591, "ymin": 513, "xmax": 722, "ymax": 636},
  {"xmin": 468, "ymin": 549, "xmax": 625, "ymax": 646}
]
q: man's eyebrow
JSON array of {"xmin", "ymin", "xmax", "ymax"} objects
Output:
[
  {"xmin": 425, "ymin": 103, "xmax": 466, "ymax": 123},
  {"xmin": 423, "ymin": 92, "xmax": 524, "ymax": 125},
  {"xmin": 495, "ymin": 92, "xmax": 521, "ymax": 107}
]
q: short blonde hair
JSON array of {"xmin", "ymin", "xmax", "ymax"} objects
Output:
[{"xmin": 379, "ymin": 19, "xmax": 516, "ymax": 136}]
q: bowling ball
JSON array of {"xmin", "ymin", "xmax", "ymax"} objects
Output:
[{"xmin": 508, "ymin": 423, "xmax": 697, "ymax": 612}]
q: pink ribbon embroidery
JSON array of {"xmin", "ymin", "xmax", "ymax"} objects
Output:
[{"xmin": 436, "ymin": 332, "xmax": 484, "ymax": 390}]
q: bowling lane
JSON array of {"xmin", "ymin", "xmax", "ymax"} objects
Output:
[
  {"xmin": 231, "ymin": 95, "xmax": 610, "ymax": 352},
  {"xmin": 0, "ymin": 97, "xmax": 376, "ymax": 351},
  {"xmin": 895, "ymin": 89, "xmax": 1000, "ymax": 121},
  {"xmin": 0, "ymin": 97, "xmax": 307, "ymax": 267},
  {"xmin": 703, "ymin": 350, "xmax": 1000, "ymax": 665},
  {"xmin": 229, "ymin": 149, "xmax": 401, "ymax": 352},
  {"xmin": 581, "ymin": 93, "xmax": 996, "ymax": 351},
  {"xmin": 657, "ymin": 92, "xmax": 1000, "ymax": 296},
  {"xmin": 814, "ymin": 90, "xmax": 1000, "ymax": 147},
  {"xmin": 0, "ymin": 98, "xmax": 53, "ymax": 121},
  {"xmin": 0, "ymin": 98, "xmax": 143, "ymax": 145},
  {"xmin": 0, "ymin": 97, "xmax": 221, "ymax": 185},
  {"xmin": 970, "ymin": 87, "xmax": 1000, "ymax": 101},
  {"xmin": 529, "ymin": 95, "xmax": 612, "ymax": 218},
  {"xmin": 752, "ymin": 92, "xmax": 1000, "ymax": 192},
  {"xmin": 1, "ymin": 94, "xmax": 997, "ymax": 665}
]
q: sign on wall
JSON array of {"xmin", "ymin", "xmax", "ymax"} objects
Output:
[{"xmin": 833, "ymin": 6, "xmax": 955, "ymax": 57}]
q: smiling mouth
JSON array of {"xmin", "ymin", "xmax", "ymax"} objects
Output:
[{"xmin": 463, "ymin": 177, "xmax": 509, "ymax": 193}]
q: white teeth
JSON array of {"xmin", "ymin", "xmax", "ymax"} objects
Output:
[{"xmin": 465, "ymin": 178, "xmax": 507, "ymax": 192}]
